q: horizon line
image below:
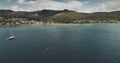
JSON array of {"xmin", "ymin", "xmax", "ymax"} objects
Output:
[{"xmin": 0, "ymin": 9, "xmax": 119, "ymax": 13}]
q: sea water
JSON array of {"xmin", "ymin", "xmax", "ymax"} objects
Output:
[{"xmin": 0, "ymin": 24, "xmax": 120, "ymax": 63}]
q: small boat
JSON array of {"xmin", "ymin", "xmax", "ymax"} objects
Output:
[
  {"xmin": 7, "ymin": 18, "xmax": 16, "ymax": 40},
  {"xmin": 7, "ymin": 36, "xmax": 15, "ymax": 40},
  {"xmin": 7, "ymin": 27, "xmax": 15, "ymax": 40}
]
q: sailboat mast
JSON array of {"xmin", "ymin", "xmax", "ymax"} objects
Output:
[
  {"xmin": 11, "ymin": 29, "xmax": 14, "ymax": 36},
  {"xmin": 6, "ymin": 16, "xmax": 15, "ymax": 40},
  {"xmin": 11, "ymin": 17, "xmax": 14, "ymax": 36}
]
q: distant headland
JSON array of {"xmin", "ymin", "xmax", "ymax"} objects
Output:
[{"xmin": 0, "ymin": 9, "xmax": 120, "ymax": 27}]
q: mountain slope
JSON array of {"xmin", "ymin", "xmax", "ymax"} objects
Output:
[{"xmin": 0, "ymin": 9, "xmax": 120, "ymax": 23}]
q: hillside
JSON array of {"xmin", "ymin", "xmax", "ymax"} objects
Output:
[{"xmin": 0, "ymin": 9, "xmax": 120, "ymax": 26}]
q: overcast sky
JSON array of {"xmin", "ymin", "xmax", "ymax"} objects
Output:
[{"xmin": 0, "ymin": 0, "xmax": 120, "ymax": 13}]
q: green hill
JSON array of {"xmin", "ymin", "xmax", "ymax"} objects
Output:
[{"xmin": 0, "ymin": 9, "xmax": 120, "ymax": 24}]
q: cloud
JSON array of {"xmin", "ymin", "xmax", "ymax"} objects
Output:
[
  {"xmin": 103, "ymin": 0, "xmax": 120, "ymax": 11},
  {"xmin": 12, "ymin": 0, "xmax": 89, "ymax": 12},
  {"xmin": 27, "ymin": 0, "xmax": 84, "ymax": 10},
  {"xmin": 10, "ymin": 0, "xmax": 120, "ymax": 13},
  {"xmin": 17, "ymin": 0, "xmax": 25, "ymax": 4},
  {"xmin": 11, "ymin": 5, "xmax": 23, "ymax": 11},
  {"xmin": 7, "ymin": 0, "xmax": 12, "ymax": 2},
  {"xmin": 87, "ymin": 0, "xmax": 120, "ymax": 12}
]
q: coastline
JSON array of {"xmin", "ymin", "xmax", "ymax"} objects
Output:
[{"xmin": 0, "ymin": 22, "xmax": 120, "ymax": 27}]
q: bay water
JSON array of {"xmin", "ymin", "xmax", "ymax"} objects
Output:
[{"xmin": 0, "ymin": 24, "xmax": 120, "ymax": 63}]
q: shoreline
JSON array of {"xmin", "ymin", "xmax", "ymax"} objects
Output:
[{"xmin": 0, "ymin": 23, "xmax": 120, "ymax": 27}]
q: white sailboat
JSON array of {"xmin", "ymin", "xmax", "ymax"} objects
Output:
[
  {"xmin": 7, "ymin": 20, "xmax": 15, "ymax": 40},
  {"xmin": 7, "ymin": 29, "xmax": 15, "ymax": 40}
]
